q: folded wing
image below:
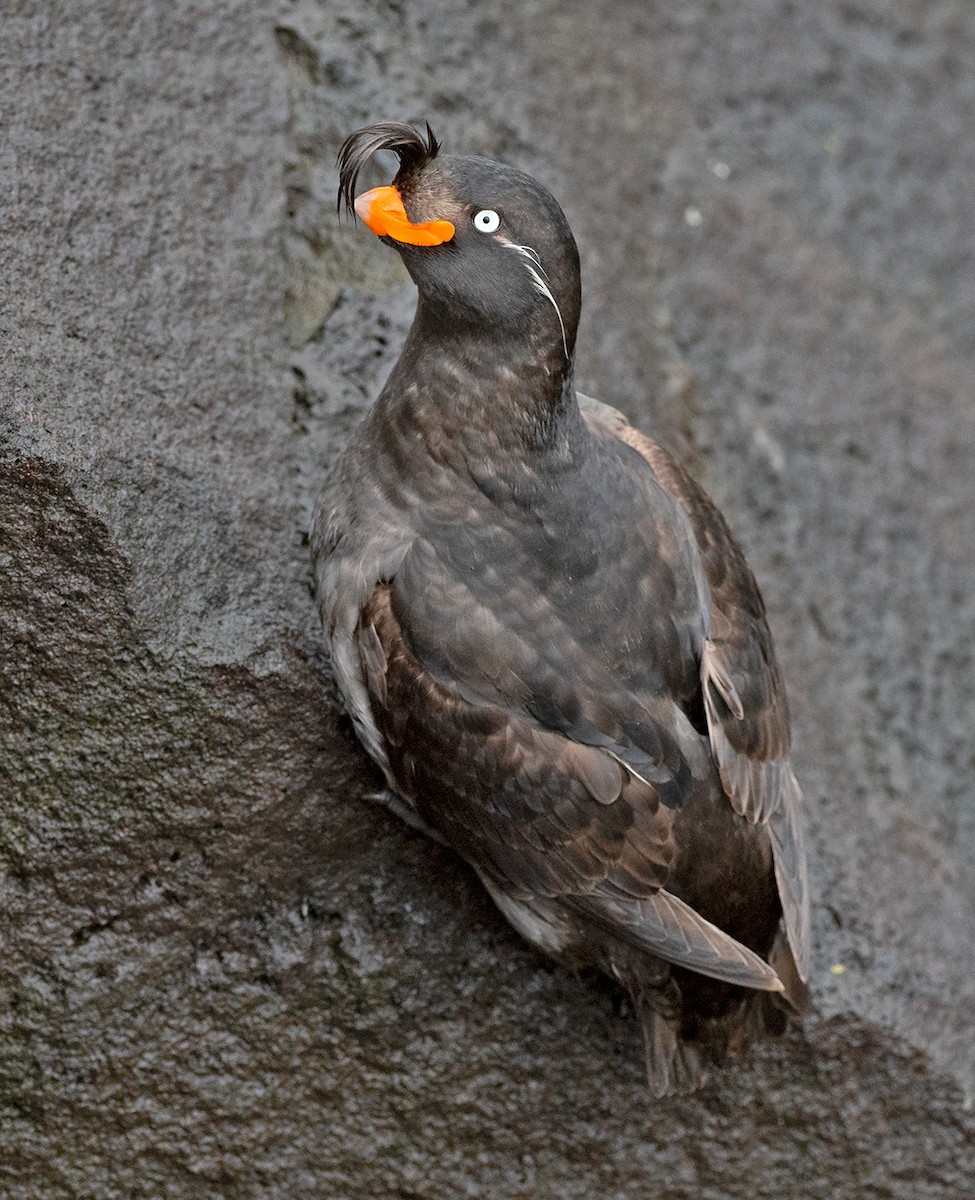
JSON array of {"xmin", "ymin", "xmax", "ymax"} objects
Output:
[
  {"xmin": 580, "ymin": 394, "xmax": 811, "ymax": 982},
  {"xmin": 358, "ymin": 583, "xmax": 783, "ymax": 994}
]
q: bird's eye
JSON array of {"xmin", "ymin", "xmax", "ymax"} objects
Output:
[{"xmin": 473, "ymin": 209, "xmax": 501, "ymax": 233}]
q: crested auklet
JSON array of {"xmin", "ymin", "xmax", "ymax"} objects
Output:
[{"xmin": 312, "ymin": 122, "xmax": 810, "ymax": 1095}]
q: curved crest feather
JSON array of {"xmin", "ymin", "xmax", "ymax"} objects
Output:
[{"xmin": 337, "ymin": 121, "xmax": 442, "ymax": 217}]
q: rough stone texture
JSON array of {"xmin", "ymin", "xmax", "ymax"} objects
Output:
[{"xmin": 2, "ymin": 0, "xmax": 974, "ymax": 1196}]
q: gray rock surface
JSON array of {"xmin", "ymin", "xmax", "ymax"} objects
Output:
[{"xmin": 3, "ymin": 0, "xmax": 974, "ymax": 1195}]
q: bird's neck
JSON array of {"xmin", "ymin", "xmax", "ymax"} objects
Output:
[{"xmin": 374, "ymin": 299, "xmax": 584, "ymax": 470}]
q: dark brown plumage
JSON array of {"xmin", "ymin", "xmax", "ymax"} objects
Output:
[{"xmin": 312, "ymin": 122, "xmax": 810, "ymax": 1095}]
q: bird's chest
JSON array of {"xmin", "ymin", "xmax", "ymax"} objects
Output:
[{"xmin": 394, "ymin": 451, "xmax": 706, "ymax": 706}]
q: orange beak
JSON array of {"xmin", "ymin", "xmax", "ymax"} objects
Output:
[{"xmin": 353, "ymin": 185, "xmax": 455, "ymax": 247}]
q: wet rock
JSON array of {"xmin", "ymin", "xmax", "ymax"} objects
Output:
[{"xmin": 3, "ymin": 0, "xmax": 974, "ymax": 1196}]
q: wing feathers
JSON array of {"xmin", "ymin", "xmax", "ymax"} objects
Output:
[
  {"xmin": 769, "ymin": 771, "xmax": 812, "ymax": 981},
  {"xmin": 580, "ymin": 393, "xmax": 811, "ymax": 984},
  {"xmin": 358, "ymin": 619, "xmax": 388, "ymax": 705},
  {"xmin": 704, "ymin": 681, "xmax": 810, "ymax": 981},
  {"xmin": 565, "ymin": 741, "xmax": 625, "ymax": 806},
  {"xmin": 573, "ymin": 888, "xmax": 784, "ymax": 992},
  {"xmin": 702, "ymin": 637, "xmax": 745, "ymax": 721}
]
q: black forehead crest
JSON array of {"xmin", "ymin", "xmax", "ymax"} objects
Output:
[{"xmin": 336, "ymin": 121, "xmax": 442, "ymax": 217}]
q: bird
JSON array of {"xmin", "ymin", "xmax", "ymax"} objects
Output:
[{"xmin": 312, "ymin": 121, "xmax": 810, "ymax": 1095}]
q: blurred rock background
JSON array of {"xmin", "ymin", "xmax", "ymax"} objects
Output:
[{"xmin": 2, "ymin": 0, "xmax": 974, "ymax": 1195}]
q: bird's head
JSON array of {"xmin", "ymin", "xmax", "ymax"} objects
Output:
[{"xmin": 337, "ymin": 122, "xmax": 581, "ymax": 363}]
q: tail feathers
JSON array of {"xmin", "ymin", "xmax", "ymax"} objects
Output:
[
  {"xmin": 696, "ymin": 988, "xmax": 790, "ymax": 1064},
  {"xmin": 622, "ymin": 934, "xmax": 805, "ymax": 1096},
  {"xmin": 636, "ymin": 992, "xmax": 709, "ymax": 1098}
]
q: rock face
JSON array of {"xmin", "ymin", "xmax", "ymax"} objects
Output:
[{"xmin": 3, "ymin": 0, "xmax": 974, "ymax": 1195}]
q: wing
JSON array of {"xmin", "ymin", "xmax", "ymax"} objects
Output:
[
  {"xmin": 357, "ymin": 583, "xmax": 783, "ymax": 993},
  {"xmin": 580, "ymin": 394, "xmax": 810, "ymax": 982}
]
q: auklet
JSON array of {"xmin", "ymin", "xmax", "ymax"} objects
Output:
[{"xmin": 312, "ymin": 122, "xmax": 810, "ymax": 1095}]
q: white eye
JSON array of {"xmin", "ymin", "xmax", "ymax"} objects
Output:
[{"xmin": 473, "ymin": 209, "xmax": 501, "ymax": 233}]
